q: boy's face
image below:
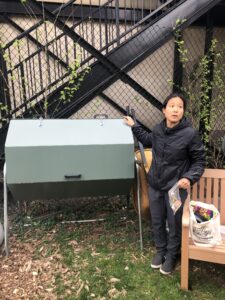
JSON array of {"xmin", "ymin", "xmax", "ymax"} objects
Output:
[{"xmin": 162, "ymin": 97, "xmax": 184, "ymax": 128}]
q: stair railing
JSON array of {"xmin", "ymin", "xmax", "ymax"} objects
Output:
[{"xmin": 0, "ymin": 0, "xmax": 183, "ymax": 124}]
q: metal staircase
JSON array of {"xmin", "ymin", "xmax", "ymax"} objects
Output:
[{"xmin": 0, "ymin": 0, "xmax": 222, "ymax": 159}]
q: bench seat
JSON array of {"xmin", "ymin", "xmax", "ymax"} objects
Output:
[{"xmin": 181, "ymin": 168, "xmax": 225, "ymax": 290}]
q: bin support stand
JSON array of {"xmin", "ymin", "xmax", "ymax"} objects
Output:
[
  {"xmin": 136, "ymin": 162, "xmax": 143, "ymax": 251},
  {"xmin": 3, "ymin": 159, "xmax": 138, "ymax": 255},
  {"xmin": 3, "ymin": 163, "xmax": 9, "ymax": 256}
]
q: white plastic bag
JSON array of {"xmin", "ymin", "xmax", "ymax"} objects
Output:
[
  {"xmin": 168, "ymin": 183, "xmax": 182, "ymax": 214},
  {"xmin": 221, "ymin": 225, "xmax": 225, "ymax": 241},
  {"xmin": 189, "ymin": 201, "xmax": 222, "ymax": 247}
]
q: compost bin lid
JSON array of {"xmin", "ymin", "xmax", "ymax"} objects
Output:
[{"xmin": 5, "ymin": 119, "xmax": 133, "ymax": 147}]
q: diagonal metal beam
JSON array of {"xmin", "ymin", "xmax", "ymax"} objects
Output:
[
  {"xmin": 52, "ymin": 0, "xmax": 222, "ymax": 119},
  {"xmin": 26, "ymin": 0, "xmax": 163, "ymax": 110}
]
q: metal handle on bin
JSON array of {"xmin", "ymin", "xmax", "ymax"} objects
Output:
[
  {"xmin": 64, "ymin": 174, "xmax": 82, "ymax": 179},
  {"xmin": 93, "ymin": 114, "xmax": 108, "ymax": 119},
  {"xmin": 127, "ymin": 106, "xmax": 147, "ymax": 168}
]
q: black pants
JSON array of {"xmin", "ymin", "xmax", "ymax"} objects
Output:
[{"xmin": 148, "ymin": 186, "xmax": 187, "ymax": 258}]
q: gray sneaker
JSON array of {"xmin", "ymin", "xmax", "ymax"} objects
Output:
[
  {"xmin": 151, "ymin": 253, "xmax": 165, "ymax": 269},
  {"xmin": 160, "ymin": 256, "xmax": 177, "ymax": 275}
]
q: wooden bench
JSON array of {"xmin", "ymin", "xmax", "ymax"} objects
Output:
[{"xmin": 181, "ymin": 168, "xmax": 225, "ymax": 290}]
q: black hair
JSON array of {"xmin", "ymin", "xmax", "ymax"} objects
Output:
[{"xmin": 162, "ymin": 93, "xmax": 187, "ymax": 111}]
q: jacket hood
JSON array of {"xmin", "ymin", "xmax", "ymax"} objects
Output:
[{"xmin": 160, "ymin": 117, "xmax": 192, "ymax": 134}]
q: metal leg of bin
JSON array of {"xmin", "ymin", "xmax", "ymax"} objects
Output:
[
  {"xmin": 126, "ymin": 194, "xmax": 130, "ymax": 210},
  {"xmin": 136, "ymin": 163, "xmax": 143, "ymax": 251},
  {"xmin": 3, "ymin": 163, "xmax": 9, "ymax": 256}
]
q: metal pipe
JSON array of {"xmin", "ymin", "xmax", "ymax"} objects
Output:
[
  {"xmin": 3, "ymin": 163, "xmax": 9, "ymax": 256},
  {"xmin": 136, "ymin": 161, "xmax": 143, "ymax": 251}
]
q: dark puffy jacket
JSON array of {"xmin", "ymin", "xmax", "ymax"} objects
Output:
[{"xmin": 132, "ymin": 117, "xmax": 205, "ymax": 191}]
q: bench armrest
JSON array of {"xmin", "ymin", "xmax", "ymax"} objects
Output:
[{"xmin": 182, "ymin": 193, "xmax": 190, "ymax": 228}]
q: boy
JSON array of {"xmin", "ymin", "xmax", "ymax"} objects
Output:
[{"xmin": 124, "ymin": 93, "xmax": 205, "ymax": 274}]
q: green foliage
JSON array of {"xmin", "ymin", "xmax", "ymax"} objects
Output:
[
  {"xmin": 59, "ymin": 58, "xmax": 90, "ymax": 105},
  {"xmin": 171, "ymin": 21, "xmax": 225, "ymax": 168},
  {"xmin": 173, "ymin": 19, "xmax": 188, "ymax": 66}
]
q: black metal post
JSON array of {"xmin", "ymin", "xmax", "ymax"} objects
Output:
[
  {"xmin": 115, "ymin": 0, "xmax": 120, "ymax": 46},
  {"xmin": 0, "ymin": 47, "xmax": 11, "ymax": 124},
  {"xmin": 199, "ymin": 9, "xmax": 214, "ymax": 149},
  {"xmin": 173, "ymin": 32, "xmax": 183, "ymax": 92}
]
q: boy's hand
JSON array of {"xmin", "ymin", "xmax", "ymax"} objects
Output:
[
  {"xmin": 123, "ymin": 116, "xmax": 135, "ymax": 127},
  {"xmin": 178, "ymin": 178, "xmax": 190, "ymax": 190}
]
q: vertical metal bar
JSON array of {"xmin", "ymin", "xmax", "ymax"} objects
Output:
[
  {"xmin": 44, "ymin": 20, "xmax": 51, "ymax": 87},
  {"xmin": 115, "ymin": 0, "xmax": 120, "ymax": 46},
  {"xmin": 17, "ymin": 38, "xmax": 27, "ymax": 110},
  {"xmin": 25, "ymin": 59, "xmax": 30, "ymax": 101},
  {"xmin": 136, "ymin": 162, "xmax": 143, "ymax": 251},
  {"xmin": 173, "ymin": 32, "xmax": 183, "ymax": 92},
  {"xmin": 3, "ymin": 163, "xmax": 9, "ymax": 256},
  {"xmin": 199, "ymin": 9, "xmax": 214, "ymax": 144},
  {"xmin": 32, "ymin": 57, "xmax": 37, "ymax": 100},
  {"xmin": 99, "ymin": 0, "xmax": 102, "ymax": 50},
  {"xmin": 52, "ymin": 30, "xmax": 56, "ymax": 82},
  {"xmin": 0, "ymin": 47, "xmax": 11, "ymax": 121},
  {"xmin": 104, "ymin": 6, "xmax": 109, "ymax": 54},
  {"xmin": 36, "ymin": 28, "xmax": 44, "ymax": 91},
  {"xmin": 38, "ymin": 53, "xmax": 44, "ymax": 92},
  {"xmin": 124, "ymin": 0, "xmax": 127, "ymax": 38},
  {"xmin": 20, "ymin": 64, "xmax": 27, "ymax": 109},
  {"xmin": 54, "ymin": 26, "xmax": 60, "ymax": 79},
  {"xmin": 72, "ymin": 1, "xmax": 76, "ymax": 62},
  {"xmin": 108, "ymin": 2, "xmax": 111, "ymax": 48},
  {"xmin": 59, "ymin": 36, "xmax": 63, "ymax": 78},
  {"xmin": 111, "ymin": 1, "xmax": 114, "ymax": 47},
  {"xmin": 16, "ymin": 67, "xmax": 22, "ymax": 107},
  {"xmin": 8, "ymin": 49, "xmax": 16, "ymax": 111},
  {"xmin": 27, "ymin": 38, "xmax": 34, "ymax": 100},
  {"xmin": 26, "ymin": 40, "xmax": 31, "ymax": 101},
  {"xmin": 135, "ymin": 0, "xmax": 137, "ymax": 24},
  {"xmin": 65, "ymin": 35, "xmax": 69, "ymax": 65},
  {"xmin": 81, "ymin": 3, "xmax": 86, "ymax": 60},
  {"xmin": 131, "ymin": 0, "xmax": 134, "ymax": 25},
  {"xmin": 90, "ymin": 1, "xmax": 95, "ymax": 48}
]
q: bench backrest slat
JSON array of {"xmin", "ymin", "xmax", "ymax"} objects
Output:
[
  {"xmin": 191, "ymin": 168, "xmax": 225, "ymax": 225},
  {"xmin": 199, "ymin": 177, "xmax": 204, "ymax": 201},
  {"xmin": 206, "ymin": 178, "xmax": 212, "ymax": 204},
  {"xmin": 221, "ymin": 178, "xmax": 225, "ymax": 224},
  {"xmin": 192, "ymin": 183, "xmax": 198, "ymax": 200},
  {"xmin": 213, "ymin": 178, "xmax": 219, "ymax": 208}
]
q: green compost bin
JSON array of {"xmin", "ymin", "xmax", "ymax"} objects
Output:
[{"xmin": 5, "ymin": 119, "xmax": 135, "ymax": 201}]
